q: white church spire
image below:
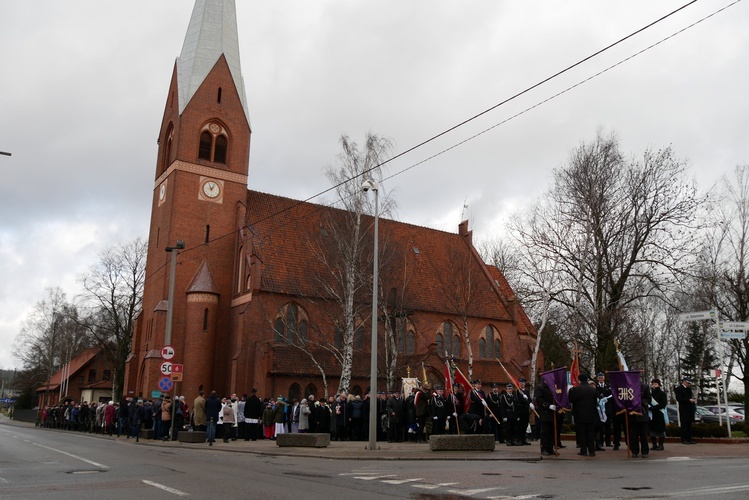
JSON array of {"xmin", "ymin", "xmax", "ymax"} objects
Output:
[{"xmin": 177, "ymin": 0, "xmax": 250, "ymax": 124}]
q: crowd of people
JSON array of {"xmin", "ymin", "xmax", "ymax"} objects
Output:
[
  {"xmin": 537, "ymin": 372, "xmax": 695, "ymax": 458},
  {"xmin": 36, "ymin": 373, "xmax": 698, "ymax": 455}
]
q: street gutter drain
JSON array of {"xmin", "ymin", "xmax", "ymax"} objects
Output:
[{"xmin": 622, "ymin": 487, "xmax": 652, "ymax": 491}]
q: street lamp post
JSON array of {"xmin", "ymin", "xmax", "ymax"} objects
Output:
[
  {"xmin": 363, "ymin": 180, "xmax": 379, "ymax": 451},
  {"xmin": 164, "ymin": 240, "xmax": 184, "ymax": 440}
]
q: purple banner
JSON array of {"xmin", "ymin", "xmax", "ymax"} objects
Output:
[
  {"xmin": 541, "ymin": 367, "xmax": 569, "ymax": 409},
  {"xmin": 608, "ymin": 371, "xmax": 642, "ymax": 413}
]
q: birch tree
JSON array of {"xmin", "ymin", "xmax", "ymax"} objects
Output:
[{"xmin": 312, "ymin": 132, "xmax": 394, "ymax": 393}]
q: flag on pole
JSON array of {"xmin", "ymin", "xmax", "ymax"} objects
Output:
[
  {"xmin": 541, "ymin": 367, "xmax": 570, "ymax": 409},
  {"xmin": 569, "ymin": 351, "xmax": 580, "ymax": 387},
  {"xmin": 608, "ymin": 371, "xmax": 642, "ymax": 413},
  {"xmin": 443, "ymin": 354, "xmax": 453, "ymax": 395},
  {"xmin": 451, "ymin": 361, "xmax": 473, "ymax": 413}
]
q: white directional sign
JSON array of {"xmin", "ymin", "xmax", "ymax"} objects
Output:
[
  {"xmin": 721, "ymin": 331, "xmax": 747, "ymax": 340},
  {"xmin": 161, "ymin": 345, "xmax": 175, "ymax": 360},
  {"xmin": 678, "ymin": 310, "xmax": 716, "ymax": 321},
  {"xmin": 720, "ymin": 321, "xmax": 749, "ymax": 331},
  {"xmin": 160, "ymin": 361, "xmax": 173, "ymax": 375}
]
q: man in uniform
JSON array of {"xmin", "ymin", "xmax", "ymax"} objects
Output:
[
  {"xmin": 430, "ymin": 385, "xmax": 449, "ymax": 435},
  {"xmin": 486, "ymin": 383, "xmax": 503, "ymax": 442},
  {"xmin": 447, "ymin": 385, "xmax": 463, "ymax": 434},
  {"xmin": 674, "ymin": 376, "xmax": 697, "ymax": 444},
  {"xmin": 516, "ymin": 378, "xmax": 532, "ymax": 445},
  {"xmin": 500, "ymin": 383, "xmax": 520, "ymax": 445}
]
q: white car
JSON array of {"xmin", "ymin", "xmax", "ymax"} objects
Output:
[{"xmin": 704, "ymin": 406, "xmax": 744, "ymax": 422}]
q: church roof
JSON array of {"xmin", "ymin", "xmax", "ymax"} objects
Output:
[
  {"xmin": 246, "ymin": 190, "xmax": 523, "ymax": 324},
  {"xmin": 177, "ymin": 0, "xmax": 250, "ymax": 124}
]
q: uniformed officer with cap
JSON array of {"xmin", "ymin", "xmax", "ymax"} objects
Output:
[
  {"xmin": 430, "ymin": 385, "xmax": 448, "ymax": 435},
  {"xmin": 500, "ymin": 383, "xmax": 521, "ymax": 445},
  {"xmin": 516, "ymin": 378, "xmax": 532, "ymax": 445}
]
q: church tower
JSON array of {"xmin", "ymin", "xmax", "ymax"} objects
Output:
[{"xmin": 125, "ymin": 0, "xmax": 250, "ymax": 401}]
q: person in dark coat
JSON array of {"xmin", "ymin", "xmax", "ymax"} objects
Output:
[
  {"xmin": 243, "ymin": 388, "xmax": 264, "ymax": 441},
  {"xmin": 315, "ymin": 401, "xmax": 331, "ymax": 433},
  {"xmin": 204, "ymin": 390, "xmax": 223, "ymax": 443},
  {"xmin": 534, "ymin": 377, "xmax": 557, "ymax": 456},
  {"xmin": 595, "ymin": 372, "xmax": 614, "ymax": 447},
  {"xmin": 516, "ymin": 378, "xmax": 532, "ymax": 446},
  {"xmin": 429, "ymin": 386, "xmax": 449, "ymax": 435},
  {"xmin": 568, "ymin": 373, "xmax": 599, "ymax": 456},
  {"xmin": 629, "ymin": 381, "xmax": 652, "ymax": 458},
  {"xmin": 487, "ymin": 383, "xmax": 503, "ymax": 443},
  {"xmin": 447, "ymin": 385, "xmax": 464, "ymax": 435},
  {"xmin": 500, "ymin": 383, "xmax": 520, "ymax": 446},
  {"xmin": 386, "ymin": 390, "xmax": 405, "ymax": 442},
  {"xmin": 674, "ymin": 376, "xmax": 697, "ymax": 444},
  {"xmin": 649, "ymin": 378, "xmax": 668, "ymax": 450}
]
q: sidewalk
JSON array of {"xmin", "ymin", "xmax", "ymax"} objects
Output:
[{"xmin": 3, "ymin": 414, "xmax": 747, "ymax": 461}]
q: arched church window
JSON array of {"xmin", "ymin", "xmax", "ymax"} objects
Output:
[
  {"xmin": 273, "ymin": 303, "xmax": 309, "ymax": 345},
  {"xmin": 199, "ymin": 131, "xmax": 212, "ymax": 160},
  {"xmin": 406, "ymin": 331, "xmax": 415, "ymax": 354},
  {"xmin": 198, "ymin": 122, "xmax": 229, "ymax": 164},
  {"xmin": 214, "ymin": 135, "xmax": 227, "ymax": 164},
  {"xmin": 479, "ymin": 338, "xmax": 486, "ymax": 359},
  {"xmin": 436, "ymin": 333, "xmax": 444, "ymax": 354}
]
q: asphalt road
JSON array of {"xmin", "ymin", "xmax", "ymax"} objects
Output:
[{"xmin": 2, "ymin": 420, "xmax": 748, "ymax": 499}]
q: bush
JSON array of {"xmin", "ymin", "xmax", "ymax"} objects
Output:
[
  {"xmin": 692, "ymin": 423, "xmax": 728, "ymax": 438},
  {"xmin": 666, "ymin": 422, "xmax": 729, "ymax": 438}
]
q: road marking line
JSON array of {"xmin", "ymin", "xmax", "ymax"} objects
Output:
[
  {"xmin": 451, "ymin": 486, "xmax": 503, "ymax": 495},
  {"xmin": 0, "ymin": 477, "xmax": 8, "ymax": 483},
  {"xmin": 412, "ymin": 482, "xmax": 460, "ymax": 489},
  {"xmin": 382, "ymin": 478, "xmax": 424, "ymax": 484},
  {"xmin": 353, "ymin": 475, "xmax": 397, "ymax": 480},
  {"xmin": 142, "ymin": 480, "xmax": 190, "ymax": 496},
  {"xmin": 32, "ymin": 443, "xmax": 109, "ymax": 469}
]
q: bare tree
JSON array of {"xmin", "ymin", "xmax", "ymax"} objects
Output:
[
  {"xmin": 701, "ymin": 165, "xmax": 749, "ymax": 406},
  {"xmin": 312, "ymin": 132, "xmax": 395, "ymax": 393},
  {"xmin": 507, "ymin": 131, "xmax": 702, "ymax": 372},
  {"xmin": 77, "ymin": 238, "xmax": 147, "ymax": 401},
  {"xmin": 13, "ymin": 288, "xmax": 90, "ymax": 403}
]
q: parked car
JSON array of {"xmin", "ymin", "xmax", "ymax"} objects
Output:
[
  {"xmin": 666, "ymin": 404, "xmax": 702, "ymax": 424},
  {"xmin": 695, "ymin": 406, "xmax": 721, "ymax": 424},
  {"xmin": 703, "ymin": 405, "xmax": 745, "ymax": 422}
]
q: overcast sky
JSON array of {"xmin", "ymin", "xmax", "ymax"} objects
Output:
[{"xmin": 1, "ymin": 1, "xmax": 748, "ymax": 370}]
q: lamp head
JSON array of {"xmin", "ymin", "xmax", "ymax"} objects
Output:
[{"xmin": 361, "ymin": 179, "xmax": 377, "ymax": 192}]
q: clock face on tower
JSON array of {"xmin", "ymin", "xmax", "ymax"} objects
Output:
[
  {"xmin": 158, "ymin": 181, "xmax": 167, "ymax": 206},
  {"xmin": 199, "ymin": 177, "xmax": 223, "ymax": 203}
]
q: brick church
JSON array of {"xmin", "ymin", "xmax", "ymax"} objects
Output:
[{"xmin": 124, "ymin": 0, "xmax": 540, "ymax": 402}]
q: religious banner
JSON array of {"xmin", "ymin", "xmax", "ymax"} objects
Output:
[
  {"xmin": 541, "ymin": 367, "xmax": 569, "ymax": 409},
  {"xmin": 608, "ymin": 370, "xmax": 642, "ymax": 413}
]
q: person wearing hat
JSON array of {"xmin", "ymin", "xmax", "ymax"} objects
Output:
[
  {"xmin": 516, "ymin": 378, "xmax": 532, "ymax": 446},
  {"xmin": 430, "ymin": 385, "xmax": 448, "ymax": 435},
  {"xmin": 500, "ymin": 383, "xmax": 522, "ymax": 445},
  {"xmin": 649, "ymin": 378, "xmax": 668, "ymax": 450},
  {"xmin": 487, "ymin": 383, "xmax": 503, "ymax": 443},
  {"xmin": 674, "ymin": 376, "xmax": 697, "ymax": 444},
  {"xmin": 568, "ymin": 373, "xmax": 599, "ymax": 456},
  {"xmin": 468, "ymin": 379, "xmax": 487, "ymax": 423}
]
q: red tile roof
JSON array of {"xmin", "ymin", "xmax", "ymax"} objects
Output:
[
  {"xmin": 36, "ymin": 347, "xmax": 100, "ymax": 393},
  {"xmin": 246, "ymin": 190, "xmax": 519, "ymax": 323}
]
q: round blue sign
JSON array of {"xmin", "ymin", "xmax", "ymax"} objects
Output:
[{"xmin": 158, "ymin": 377, "xmax": 173, "ymax": 392}]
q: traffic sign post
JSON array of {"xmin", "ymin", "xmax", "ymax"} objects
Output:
[
  {"xmin": 158, "ymin": 377, "xmax": 173, "ymax": 392},
  {"xmin": 161, "ymin": 345, "xmax": 175, "ymax": 360},
  {"xmin": 160, "ymin": 362, "xmax": 173, "ymax": 375},
  {"xmin": 721, "ymin": 330, "xmax": 747, "ymax": 340},
  {"xmin": 678, "ymin": 310, "xmax": 716, "ymax": 322},
  {"xmin": 679, "ymin": 308, "xmax": 732, "ymax": 437}
]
